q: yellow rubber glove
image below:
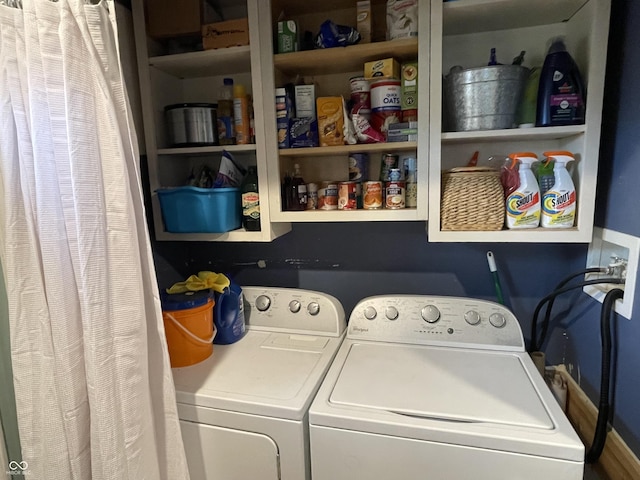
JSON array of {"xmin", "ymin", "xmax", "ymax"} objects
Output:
[{"xmin": 166, "ymin": 271, "xmax": 230, "ymax": 294}]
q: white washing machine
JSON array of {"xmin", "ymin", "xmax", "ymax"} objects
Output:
[
  {"xmin": 309, "ymin": 295, "xmax": 585, "ymax": 480},
  {"xmin": 173, "ymin": 286, "xmax": 346, "ymax": 480}
]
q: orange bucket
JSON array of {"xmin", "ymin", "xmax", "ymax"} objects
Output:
[{"xmin": 161, "ymin": 290, "xmax": 216, "ymax": 368}]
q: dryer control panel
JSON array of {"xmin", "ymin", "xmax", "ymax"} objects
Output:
[
  {"xmin": 243, "ymin": 286, "xmax": 346, "ymax": 337},
  {"xmin": 348, "ymin": 295, "xmax": 524, "ymax": 351}
]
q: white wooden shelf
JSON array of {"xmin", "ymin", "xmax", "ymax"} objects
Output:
[
  {"xmin": 148, "ymin": 45, "xmax": 252, "ymax": 78},
  {"xmin": 441, "ymin": 125, "xmax": 586, "ymax": 144},
  {"xmin": 271, "ymin": 208, "xmax": 421, "ymax": 223},
  {"xmin": 278, "ymin": 141, "xmax": 417, "ymax": 158},
  {"xmin": 443, "ymin": 0, "xmax": 588, "ymax": 36},
  {"xmin": 157, "ymin": 144, "xmax": 257, "ymax": 156},
  {"xmin": 432, "ymin": 227, "xmax": 582, "ymax": 243}
]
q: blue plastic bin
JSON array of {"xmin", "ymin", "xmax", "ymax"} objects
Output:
[{"xmin": 157, "ymin": 186, "xmax": 241, "ymax": 233}]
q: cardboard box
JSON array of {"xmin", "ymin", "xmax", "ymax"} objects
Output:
[
  {"xmin": 401, "ymin": 62, "xmax": 419, "ymax": 111},
  {"xmin": 316, "ymin": 97, "xmax": 344, "ymax": 147},
  {"xmin": 356, "ymin": 1, "xmax": 372, "ymax": 43},
  {"xmin": 364, "ymin": 58, "xmax": 400, "ymax": 80},
  {"xmin": 277, "ymin": 20, "xmax": 299, "ymax": 54},
  {"xmin": 295, "ymin": 85, "xmax": 316, "ymax": 118},
  {"xmin": 276, "ymin": 87, "xmax": 295, "ymax": 148},
  {"xmin": 202, "ymin": 18, "xmax": 249, "ymax": 50},
  {"xmin": 290, "ymin": 117, "xmax": 319, "ymax": 148},
  {"xmin": 146, "ymin": 0, "xmax": 202, "ymax": 38},
  {"xmin": 387, "ymin": 121, "xmax": 418, "ymax": 142}
]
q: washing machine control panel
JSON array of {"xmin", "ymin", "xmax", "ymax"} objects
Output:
[
  {"xmin": 242, "ymin": 287, "xmax": 346, "ymax": 336},
  {"xmin": 348, "ymin": 295, "xmax": 524, "ymax": 350}
]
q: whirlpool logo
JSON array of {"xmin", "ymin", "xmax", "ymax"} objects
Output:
[{"xmin": 7, "ymin": 460, "xmax": 29, "ymax": 476}]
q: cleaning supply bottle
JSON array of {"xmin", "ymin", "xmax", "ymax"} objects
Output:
[
  {"xmin": 213, "ymin": 280, "xmax": 246, "ymax": 345},
  {"xmin": 536, "ymin": 157, "xmax": 555, "ymax": 194},
  {"xmin": 233, "ymin": 84, "xmax": 251, "ymax": 145},
  {"xmin": 217, "ymin": 78, "xmax": 235, "ymax": 145},
  {"xmin": 536, "ymin": 37, "xmax": 586, "ymax": 126},
  {"xmin": 541, "ymin": 151, "xmax": 576, "ymax": 228},
  {"xmin": 505, "ymin": 152, "xmax": 540, "ymax": 229}
]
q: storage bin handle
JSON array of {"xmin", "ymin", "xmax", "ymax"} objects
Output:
[{"xmin": 165, "ymin": 313, "xmax": 216, "ymax": 344}]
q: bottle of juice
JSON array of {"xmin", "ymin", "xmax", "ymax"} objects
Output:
[{"xmin": 233, "ymin": 84, "xmax": 251, "ymax": 145}]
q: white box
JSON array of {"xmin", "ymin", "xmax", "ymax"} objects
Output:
[{"xmin": 295, "ymin": 85, "xmax": 316, "ymax": 118}]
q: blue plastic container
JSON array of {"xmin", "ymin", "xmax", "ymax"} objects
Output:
[
  {"xmin": 214, "ymin": 281, "xmax": 246, "ymax": 345},
  {"xmin": 157, "ymin": 186, "xmax": 241, "ymax": 233}
]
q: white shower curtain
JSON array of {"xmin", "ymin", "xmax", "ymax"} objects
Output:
[{"xmin": 0, "ymin": 1, "xmax": 189, "ymax": 479}]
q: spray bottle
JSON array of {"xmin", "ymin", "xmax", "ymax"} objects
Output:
[
  {"xmin": 541, "ymin": 151, "xmax": 576, "ymax": 228},
  {"xmin": 505, "ymin": 152, "xmax": 540, "ymax": 229}
]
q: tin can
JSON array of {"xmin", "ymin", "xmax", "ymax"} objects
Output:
[
  {"xmin": 402, "ymin": 156, "xmax": 417, "ymax": 207},
  {"xmin": 385, "ymin": 180, "xmax": 406, "ymax": 209},
  {"xmin": 318, "ymin": 181, "xmax": 338, "ymax": 210},
  {"xmin": 306, "ymin": 182, "xmax": 318, "ymax": 210},
  {"xmin": 350, "ymin": 76, "xmax": 371, "ymax": 120},
  {"xmin": 338, "ymin": 181, "xmax": 358, "ymax": 210},
  {"xmin": 389, "ymin": 168, "xmax": 402, "ymax": 181},
  {"xmin": 363, "ymin": 181, "xmax": 383, "ymax": 210},
  {"xmin": 349, "ymin": 153, "xmax": 369, "ymax": 182},
  {"xmin": 379, "ymin": 153, "xmax": 399, "ymax": 181},
  {"xmin": 370, "ymin": 79, "xmax": 402, "ymax": 135}
]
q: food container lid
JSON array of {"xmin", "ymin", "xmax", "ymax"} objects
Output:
[
  {"xmin": 164, "ymin": 103, "xmax": 217, "ymax": 111},
  {"xmin": 161, "ymin": 289, "xmax": 213, "ymax": 311}
]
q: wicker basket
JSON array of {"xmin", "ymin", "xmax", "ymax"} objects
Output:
[{"xmin": 441, "ymin": 167, "xmax": 505, "ymax": 231}]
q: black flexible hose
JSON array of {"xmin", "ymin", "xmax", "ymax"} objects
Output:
[
  {"xmin": 529, "ymin": 277, "xmax": 624, "ymax": 352},
  {"xmin": 532, "ymin": 267, "xmax": 607, "ymax": 349},
  {"xmin": 535, "ymin": 268, "xmax": 608, "ymax": 352},
  {"xmin": 585, "ymin": 288, "xmax": 624, "ymax": 464}
]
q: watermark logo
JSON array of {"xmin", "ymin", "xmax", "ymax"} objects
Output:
[{"xmin": 7, "ymin": 460, "xmax": 29, "ymax": 476}]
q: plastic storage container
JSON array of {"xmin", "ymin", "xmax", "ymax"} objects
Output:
[
  {"xmin": 161, "ymin": 290, "xmax": 216, "ymax": 368},
  {"xmin": 157, "ymin": 186, "xmax": 241, "ymax": 233}
]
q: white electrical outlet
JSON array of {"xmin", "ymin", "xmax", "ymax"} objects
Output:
[{"xmin": 584, "ymin": 227, "xmax": 640, "ymax": 319}]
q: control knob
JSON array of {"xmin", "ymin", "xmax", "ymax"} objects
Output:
[
  {"xmin": 255, "ymin": 295, "xmax": 271, "ymax": 312},
  {"xmin": 307, "ymin": 302, "xmax": 320, "ymax": 316},
  {"xmin": 364, "ymin": 306, "xmax": 377, "ymax": 320},
  {"xmin": 289, "ymin": 300, "xmax": 301, "ymax": 313},
  {"xmin": 464, "ymin": 310, "xmax": 481, "ymax": 326},
  {"xmin": 385, "ymin": 306, "xmax": 399, "ymax": 321},
  {"xmin": 489, "ymin": 313, "xmax": 506, "ymax": 328},
  {"xmin": 421, "ymin": 305, "xmax": 440, "ymax": 323}
]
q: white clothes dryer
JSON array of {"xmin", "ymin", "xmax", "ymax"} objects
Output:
[
  {"xmin": 309, "ymin": 295, "xmax": 584, "ymax": 480},
  {"xmin": 173, "ymin": 286, "xmax": 346, "ymax": 480}
]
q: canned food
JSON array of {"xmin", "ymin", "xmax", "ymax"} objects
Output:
[
  {"xmin": 402, "ymin": 156, "xmax": 418, "ymax": 208},
  {"xmin": 318, "ymin": 181, "xmax": 338, "ymax": 210},
  {"xmin": 338, "ymin": 181, "xmax": 358, "ymax": 210},
  {"xmin": 370, "ymin": 79, "xmax": 402, "ymax": 135},
  {"xmin": 350, "ymin": 76, "xmax": 371, "ymax": 119},
  {"xmin": 363, "ymin": 181, "xmax": 383, "ymax": 210},
  {"xmin": 306, "ymin": 183, "xmax": 318, "ymax": 210},
  {"xmin": 349, "ymin": 153, "xmax": 369, "ymax": 182},
  {"xmin": 379, "ymin": 153, "xmax": 399, "ymax": 181},
  {"xmin": 385, "ymin": 180, "xmax": 406, "ymax": 209},
  {"xmin": 389, "ymin": 168, "xmax": 402, "ymax": 181}
]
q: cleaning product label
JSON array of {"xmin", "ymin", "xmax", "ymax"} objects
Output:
[
  {"xmin": 506, "ymin": 191, "xmax": 540, "ymax": 227},
  {"xmin": 542, "ymin": 190, "xmax": 576, "ymax": 226}
]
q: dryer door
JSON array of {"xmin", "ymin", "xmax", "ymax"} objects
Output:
[{"xmin": 180, "ymin": 420, "xmax": 280, "ymax": 479}]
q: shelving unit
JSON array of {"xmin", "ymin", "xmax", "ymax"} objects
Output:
[
  {"xmin": 131, "ymin": 0, "xmax": 290, "ymax": 242},
  {"xmin": 428, "ymin": 0, "xmax": 611, "ymax": 243},
  {"xmin": 260, "ymin": 0, "xmax": 430, "ymax": 223}
]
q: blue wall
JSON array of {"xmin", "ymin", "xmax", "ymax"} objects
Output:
[
  {"xmin": 543, "ymin": 0, "xmax": 640, "ymax": 456},
  {"xmin": 151, "ymin": 0, "xmax": 640, "ymax": 460}
]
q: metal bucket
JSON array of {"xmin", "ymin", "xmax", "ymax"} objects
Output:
[{"xmin": 444, "ymin": 65, "xmax": 529, "ymax": 131}]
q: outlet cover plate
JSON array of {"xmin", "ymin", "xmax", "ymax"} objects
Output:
[{"xmin": 584, "ymin": 227, "xmax": 640, "ymax": 319}]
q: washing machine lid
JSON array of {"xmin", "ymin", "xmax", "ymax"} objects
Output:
[
  {"xmin": 173, "ymin": 330, "xmax": 343, "ymax": 420},
  {"xmin": 329, "ymin": 342, "xmax": 553, "ymax": 429}
]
